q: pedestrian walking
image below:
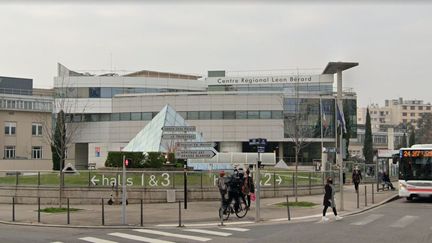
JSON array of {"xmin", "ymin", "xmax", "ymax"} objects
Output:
[
  {"xmin": 322, "ymin": 177, "xmax": 342, "ymax": 222},
  {"xmin": 242, "ymin": 168, "xmax": 255, "ymax": 209},
  {"xmin": 352, "ymin": 166, "xmax": 362, "ymax": 193},
  {"xmin": 217, "ymin": 171, "xmax": 228, "ymax": 206}
]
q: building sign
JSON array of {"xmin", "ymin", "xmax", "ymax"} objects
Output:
[{"xmin": 206, "ymin": 74, "xmax": 333, "ymax": 86}]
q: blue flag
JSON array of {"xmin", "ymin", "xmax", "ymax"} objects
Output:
[{"xmin": 336, "ymin": 103, "xmax": 347, "ymax": 134}]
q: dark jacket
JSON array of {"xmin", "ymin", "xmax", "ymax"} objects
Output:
[
  {"xmin": 352, "ymin": 170, "xmax": 362, "ymax": 183},
  {"xmin": 323, "ymin": 184, "xmax": 332, "ymax": 207}
]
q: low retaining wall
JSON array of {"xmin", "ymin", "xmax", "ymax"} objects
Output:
[{"xmin": 0, "ymin": 185, "xmax": 327, "ymax": 204}]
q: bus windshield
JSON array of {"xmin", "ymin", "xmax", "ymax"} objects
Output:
[{"xmin": 399, "ymin": 156, "xmax": 432, "ymax": 180}]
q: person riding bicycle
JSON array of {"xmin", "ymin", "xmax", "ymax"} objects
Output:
[{"xmin": 224, "ymin": 168, "xmax": 243, "ymax": 213}]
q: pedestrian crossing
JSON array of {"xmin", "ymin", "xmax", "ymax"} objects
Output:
[
  {"xmin": 73, "ymin": 226, "xmax": 250, "ymax": 243},
  {"xmin": 318, "ymin": 213, "xmax": 423, "ymax": 229}
]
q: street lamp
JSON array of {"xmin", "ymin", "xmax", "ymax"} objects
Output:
[{"xmin": 323, "ymin": 62, "xmax": 359, "ymax": 211}]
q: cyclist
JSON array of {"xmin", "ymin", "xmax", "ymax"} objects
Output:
[{"xmin": 224, "ymin": 168, "xmax": 242, "ymax": 213}]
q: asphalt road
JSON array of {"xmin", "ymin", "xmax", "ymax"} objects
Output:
[{"xmin": 1, "ymin": 197, "xmax": 432, "ymax": 243}]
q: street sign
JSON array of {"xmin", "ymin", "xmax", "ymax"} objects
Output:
[
  {"xmin": 175, "ymin": 150, "xmax": 216, "ymax": 159},
  {"xmin": 257, "ymin": 146, "xmax": 265, "ymax": 153},
  {"xmin": 162, "ymin": 126, "xmax": 196, "ymax": 132},
  {"xmin": 249, "ymin": 138, "xmax": 267, "ymax": 146},
  {"xmin": 176, "ymin": 142, "xmax": 216, "ymax": 148},
  {"xmin": 162, "ymin": 133, "xmax": 196, "ymax": 140}
]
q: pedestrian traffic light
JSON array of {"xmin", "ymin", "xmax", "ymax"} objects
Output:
[{"xmin": 125, "ymin": 159, "xmax": 129, "ymax": 166}]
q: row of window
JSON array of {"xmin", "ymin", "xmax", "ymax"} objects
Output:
[
  {"xmin": 0, "ymin": 98, "xmax": 53, "ymax": 112},
  {"xmin": 66, "ymin": 110, "xmax": 285, "ymax": 122},
  {"xmin": 4, "ymin": 122, "xmax": 42, "ymax": 136},
  {"xmin": 56, "ymin": 87, "xmax": 196, "ymax": 99},
  {"xmin": 402, "ymin": 105, "xmax": 431, "ymax": 111},
  {"xmin": 3, "ymin": 146, "xmax": 42, "ymax": 159}
]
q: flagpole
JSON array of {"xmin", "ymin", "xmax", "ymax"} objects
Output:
[{"xmin": 320, "ymin": 97, "xmax": 324, "ymax": 170}]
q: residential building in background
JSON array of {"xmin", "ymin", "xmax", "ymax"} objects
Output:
[
  {"xmin": 0, "ymin": 76, "xmax": 53, "ymax": 170},
  {"xmin": 54, "ymin": 62, "xmax": 358, "ymax": 169}
]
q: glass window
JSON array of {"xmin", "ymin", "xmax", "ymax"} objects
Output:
[
  {"xmin": 247, "ymin": 111, "xmax": 259, "ymax": 119},
  {"xmin": 77, "ymin": 88, "xmax": 89, "ymax": 98},
  {"xmin": 100, "ymin": 114, "xmax": 110, "ymax": 122},
  {"xmin": 223, "ymin": 111, "xmax": 236, "ymax": 119},
  {"xmin": 410, "ymin": 106, "xmax": 415, "ymax": 110},
  {"xmin": 72, "ymin": 114, "xmax": 82, "ymax": 122},
  {"xmin": 90, "ymin": 114, "xmax": 99, "ymax": 122},
  {"xmin": 403, "ymin": 112, "xmax": 407, "ymax": 116},
  {"xmin": 410, "ymin": 113, "xmax": 415, "ymax": 116},
  {"xmin": 178, "ymin": 112, "xmax": 187, "ymax": 119},
  {"xmin": 419, "ymin": 106, "xmax": 423, "ymax": 110},
  {"xmin": 427, "ymin": 106, "xmax": 431, "ymax": 111},
  {"xmin": 111, "ymin": 113, "xmax": 120, "ymax": 121},
  {"xmin": 187, "ymin": 111, "xmax": 199, "ymax": 120},
  {"xmin": 89, "ymin": 87, "xmax": 101, "ymax": 98},
  {"xmin": 4, "ymin": 122, "xmax": 16, "ymax": 135},
  {"xmin": 272, "ymin": 111, "xmax": 283, "ymax": 119},
  {"xmin": 4, "ymin": 146, "xmax": 16, "ymax": 159},
  {"xmin": 211, "ymin": 111, "xmax": 223, "ymax": 119},
  {"xmin": 120, "ymin": 113, "xmax": 131, "ymax": 121},
  {"xmin": 402, "ymin": 106, "xmax": 407, "ymax": 110},
  {"xmin": 199, "ymin": 111, "xmax": 211, "ymax": 120},
  {"xmin": 131, "ymin": 112, "xmax": 141, "ymax": 121},
  {"xmin": 32, "ymin": 123, "xmax": 42, "ymax": 136},
  {"xmin": 112, "ymin": 88, "xmax": 123, "ymax": 96},
  {"xmin": 260, "ymin": 111, "xmax": 272, "ymax": 119},
  {"xmin": 101, "ymin": 88, "xmax": 112, "ymax": 98},
  {"xmin": 142, "ymin": 112, "xmax": 152, "ymax": 120},
  {"xmin": 31, "ymin": 146, "xmax": 42, "ymax": 159},
  {"xmin": 236, "ymin": 111, "xmax": 247, "ymax": 119}
]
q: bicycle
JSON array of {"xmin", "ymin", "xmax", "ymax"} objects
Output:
[{"xmin": 218, "ymin": 198, "xmax": 249, "ymax": 220}]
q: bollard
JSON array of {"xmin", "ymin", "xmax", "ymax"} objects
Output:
[
  {"xmin": 38, "ymin": 172, "xmax": 41, "ymax": 187},
  {"xmin": 67, "ymin": 198, "xmax": 70, "ymax": 224},
  {"xmin": 12, "ymin": 197, "xmax": 15, "ymax": 222},
  {"xmin": 372, "ymin": 183, "xmax": 375, "ymax": 204},
  {"xmin": 357, "ymin": 188, "xmax": 359, "ymax": 209},
  {"xmin": 101, "ymin": 198, "xmax": 105, "ymax": 226},
  {"xmin": 38, "ymin": 197, "xmax": 41, "ymax": 223},
  {"xmin": 178, "ymin": 201, "xmax": 183, "ymax": 227},
  {"xmin": 364, "ymin": 185, "xmax": 367, "ymax": 207},
  {"xmin": 309, "ymin": 173, "xmax": 312, "ymax": 195},
  {"xmin": 16, "ymin": 173, "xmax": 19, "ymax": 186},
  {"xmin": 140, "ymin": 199, "xmax": 143, "ymax": 227},
  {"xmin": 286, "ymin": 195, "xmax": 291, "ymax": 221}
]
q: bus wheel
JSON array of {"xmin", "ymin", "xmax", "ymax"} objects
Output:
[{"xmin": 406, "ymin": 196, "xmax": 413, "ymax": 201}]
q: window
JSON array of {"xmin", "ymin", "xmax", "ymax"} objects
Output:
[
  {"xmin": 403, "ymin": 106, "xmax": 407, "ymax": 110},
  {"xmin": 4, "ymin": 122, "xmax": 16, "ymax": 135},
  {"xmin": 199, "ymin": 111, "xmax": 211, "ymax": 120},
  {"xmin": 419, "ymin": 106, "xmax": 423, "ymax": 110},
  {"xmin": 187, "ymin": 111, "xmax": 199, "ymax": 120},
  {"xmin": 111, "ymin": 113, "xmax": 120, "ymax": 121},
  {"xmin": 31, "ymin": 146, "xmax": 42, "ymax": 159},
  {"xmin": 427, "ymin": 106, "xmax": 431, "ymax": 111},
  {"xmin": 236, "ymin": 111, "xmax": 247, "ymax": 119},
  {"xmin": 260, "ymin": 111, "xmax": 272, "ymax": 119},
  {"xmin": 141, "ymin": 112, "xmax": 152, "ymax": 120},
  {"xmin": 211, "ymin": 111, "xmax": 223, "ymax": 119},
  {"xmin": 89, "ymin": 87, "xmax": 101, "ymax": 98},
  {"xmin": 271, "ymin": 111, "xmax": 283, "ymax": 119},
  {"xmin": 410, "ymin": 113, "xmax": 415, "ymax": 116},
  {"xmin": 402, "ymin": 112, "xmax": 407, "ymax": 116},
  {"xmin": 120, "ymin": 112, "xmax": 131, "ymax": 121},
  {"xmin": 410, "ymin": 106, "xmax": 415, "ymax": 110},
  {"xmin": 32, "ymin": 123, "xmax": 42, "ymax": 136},
  {"xmin": 223, "ymin": 111, "xmax": 236, "ymax": 119},
  {"xmin": 4, "ymin": 146, "xmax": 15, "ymax": 159},
  {"xmin": 247, "ymin": 111, "xmax": 259, "ymax": 119},
  {"xmin": 131, "ymin": 112, "xmax": 141, "ymax": 121},
  {"xmin": 380, "ymin": 111, "xmax": 384, "ymax": 116}
]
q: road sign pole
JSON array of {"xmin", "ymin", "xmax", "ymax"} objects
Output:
[
  {"xmin": 256, "ymin": 151, "xmax": 261, "ymax": 222},
  {"xmin": 184, "ymin": 164, "xmax": 188, "ymax": 209},
  {"xmin": 122, "ymin": 155, "xmax": 127, "ymax": 225}
]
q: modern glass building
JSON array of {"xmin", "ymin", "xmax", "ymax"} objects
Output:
[{"xmin": 54, "ymin": 63, "xmax": 357, "ymax": 169}]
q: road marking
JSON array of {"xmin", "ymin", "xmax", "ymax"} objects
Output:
[
  {"xmin": 222, "ymin": 227, "xmax": 250, "ymax": 232},
  {"xmin": 390, "ymin": 215, "xmax": 419, "ymax": 228},
  {"xmin": 79, "ymin": 237, "xmax": 118, "ymax": 243},
  {"xmin": 133, "ymin": 229, "xmax": 211, "ymax": 242},
  {"xmin": 351, "ymin": 214, "xmax": 384, "ymax": 226},
  {"xmin": 51, "ymin": 242, "xmax": 65, "ymax": 243},
  {"xmin": 183, "ymin": 229, "xmax": 232, "ymax": 237},
  {"xmin": 157, "ymin": 221, "xmax": 254, "ymax": 227},
  {"xmin": 109, "ymin": 232, "xmax": 174, "ymax": 243}
]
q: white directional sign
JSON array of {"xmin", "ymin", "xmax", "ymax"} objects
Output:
[
  {"xmin": 91, "ymin": 175, "xmax": 99, "ymax": 186},
  {"xmin": 162, "ymin": 126, "xmax": 196, "ymax": 132},
  {"xmin": 276, "ymin": 174, "xmax": 282, "ymax": 185},
  {"xmin": 175, "ymin": 150, "xmax": 216, "ymax": 159},
  {"xmin": 176, "ymin": 142, "xmax": 216, "ymax": 148},
  {"xmin": 162, "ymin": 133, "xmax": 196, "ymax": 140}
]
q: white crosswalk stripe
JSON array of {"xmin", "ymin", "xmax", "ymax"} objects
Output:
[
  {"xmin": 133, "ymin": 229, "xmax": 211, "ymax": 242},
  {"xmin": 222, "ymin": 227, "xmax": 250, "ymax": 232},
  {"xmin": 390, "ymin": 215, "xmax": 419, "ymax": 228},
  {"xmin": 109, "ymin": 232, "xmax": 175, "ymax": 243},
  {"xmin": 79, "ymin": 237, "xmax": 118, "ymax": 243},
  {"xmin": 183, "ymin": 229, "xmax": 232, "ymax": 237},
  {"xmin": 350, "ymin": 214, "xmax": 384, "ymax": 226}
]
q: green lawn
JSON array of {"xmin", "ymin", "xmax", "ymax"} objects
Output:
[{"xmin": 38, "ymin": 207, "xmax": 82, "ymax": 213}]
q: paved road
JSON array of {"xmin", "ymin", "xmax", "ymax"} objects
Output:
[{"xmin": 3, "ymin": 197, "xmax": 431, "ymax": 243}]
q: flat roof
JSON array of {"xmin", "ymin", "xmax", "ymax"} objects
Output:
[{"xmin": 322, "ymin": 62, "xmax": 359, "ymax": 74}]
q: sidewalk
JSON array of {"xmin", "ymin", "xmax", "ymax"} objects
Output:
[{"xmin": 0, "ymin": 183, "xmax": 398, "ymax": 228}]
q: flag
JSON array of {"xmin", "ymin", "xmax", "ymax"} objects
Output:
[
  {"xmin": 336, "ymin": 103, "xmax": 347, "ymax": 134},
  {"xmin": 322, "ymin": 111, "xmax": 328, "ymax": 129}
]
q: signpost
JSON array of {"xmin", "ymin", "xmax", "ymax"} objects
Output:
[
  {"xmin": 176, "ymin": 142, "xmax": 216, "ymax": 149},
  {"xmin": 121, "ymin": 155, "xmax": 127, "ymax": 225},
  {"xmin": 162, "ymin": 126, "xmax": 196, "ymax": 132},
  {"xmin": 162, "ymin": 134, "xmax": 196, "ymax": 140},
  {"xmin": 175, "ymin": 150, "xmax": 216, "ymax": 159},
  {"xmin": 249, "ymin": 138, "xmax": 267, "ymax": 222}
]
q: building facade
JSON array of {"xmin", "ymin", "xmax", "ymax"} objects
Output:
[
  {"xmin": 0, "ymin": 76, "xmax": 53, "ymax": 170},
  {"xmin": 54, "ymin": 63, "xmax": 358, "ymax": 169}
]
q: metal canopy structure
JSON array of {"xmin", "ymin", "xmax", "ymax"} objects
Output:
[{"xmin": 322, "ymin": 62, "xmax": 359, "ymax": 74}]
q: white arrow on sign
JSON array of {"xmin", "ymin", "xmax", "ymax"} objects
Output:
[
  {"xmin": 162, "ymin": 133, "xmax": 196, "ymax": 140},
  {"xmin": 176, "ymin": 142, "xmax": 216, "ymax": 148},
  {"xmin": 91, "ymin": 175, "xmax": 99, "ymax": 186},
  {"xmin": 175, "ymin": 150, "xmax": 216, "ymax": 159},
  {"xmin": 276, "ymin": 174, "xmax": 282, "ymax": 185}
]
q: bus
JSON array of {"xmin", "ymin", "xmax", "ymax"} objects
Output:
[{"xmin": 398, "ymin": 144, "xmax": 432, "ymax": 200}]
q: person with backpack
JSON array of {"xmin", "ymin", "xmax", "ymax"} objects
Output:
[
  {"xmin": 242, "ymin": 168, "xmax": 255, "ymax": 209},
  {"xmin": 224, "ymin": 168, "xmax": 242, "ymax": 213},
  {"xmin": 217, "ymin": 171, "xmax": 228, "ymax": 206}
]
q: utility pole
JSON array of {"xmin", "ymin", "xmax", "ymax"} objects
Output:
[{"xmin": 121, "ymin": 155, "xmax": 127, "ymax": 225}]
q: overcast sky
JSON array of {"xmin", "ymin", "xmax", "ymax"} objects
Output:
[{"xmin": 1, "ymin": 2, "xmax": 431, "ymax": 107}]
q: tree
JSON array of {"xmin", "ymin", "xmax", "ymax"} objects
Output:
[
  {"xmin": 363, "ymin": 108, "xmax": 373, "ymax": 163},
  {"xmin": 416, "ymin": 113, "xmax": 432, "ymax": 144},
  {"xmin": 408, "ymin": 125, "xmax": 416, "ymax": 147},
  {"xmin": 52, "ymin": 110, "xmax": 66, "ymax": 171},
  {"xmin": 399, "ymin": 133, "xmax": 408, "ymax": 149}
]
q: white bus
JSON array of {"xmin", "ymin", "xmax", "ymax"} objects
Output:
[{"xmin": 398, "ymin": 145, "xmax": 432, "ymax": 200}]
